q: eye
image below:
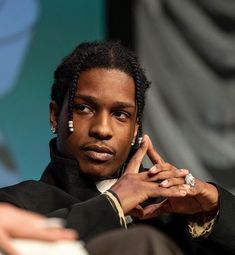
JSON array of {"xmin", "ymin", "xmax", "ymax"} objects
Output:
[
  {"xmin": 74, "ymin": 104, "xmax": 92, "ymax": 114},
  {"xmin": 114, "ymin": 111, "xmax": 129, "ymax": 121}
]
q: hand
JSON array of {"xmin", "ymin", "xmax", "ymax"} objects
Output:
[
  {"xmin": 138, "ymin": 178, "xmax": 219, "ymax": 220},
  {"xmin": 137, "ymin": 138, "xmax": 219, "ymax": 219},
  {"xmin": 110, "ymin": 135, "xmax": 189, "ymax": 214},
  {"xmin": 0, "ymin": 203, "xmax": 77, "ymax": 255},
  {"xmin": 162, "ymin": 179, "xmax": 219, "ymax": 216}
]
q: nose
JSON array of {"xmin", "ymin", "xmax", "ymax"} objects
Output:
[{"xmin": 89, "ymin": 111, "xmax": 112, "ymax": 140}]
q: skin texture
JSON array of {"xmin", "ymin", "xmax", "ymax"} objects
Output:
[
  {"xmin": 0, "ymin": 204, "xmax": 77, "ymax": 255},
  {"xmin": 50, "ymin": 67, "xmax": 219, "ymax": 219},
  {"xmin": 110, "ymin": 135, "xmax": 190, "ymax": 214},
  {"xmin": 126, "ymin": 138, "xmax": 219, "ymax": 219},
  {"xmin": 50, "ymin": 68, "xmax": 138, "ymax": 179}
]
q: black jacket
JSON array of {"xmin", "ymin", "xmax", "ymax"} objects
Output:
[{"xmin": 0, "ymin": 139, "xmax": 234, "ymax": 254}]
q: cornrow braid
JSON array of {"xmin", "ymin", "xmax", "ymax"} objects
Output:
[
  {"xmin": 51, "ymin": 41, "xmax": 151, "ymax": 146},
  {"xmin": 67, "ymin": 51, "xmax": 91, "ymax": 132},
  {"xmin": 129, "ymin": 55, "xmax": 149, "ymax": 146}
]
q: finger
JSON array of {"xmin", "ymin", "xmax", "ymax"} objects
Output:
[
  {"xmin": 23, "ymin": 228, "xmax": 78, "ymax": 241},
  {"xmin": 182, "ymin": 180, "xmax": 201, "ymax": 197},
  {"xmin": 138, "ymin": 200, "xmax": 171, "ymax": 220},
  {"xmin": 149, "ymin": 184, "xmax": 188, "ymax": 198},
  {"xmin": 0, "ymin": 230, "xmax": 21, "ymax": 255},
  {"xmin": 148, "ymin": 163, "xmax": 178, "ymax": 175},
  {"xmin": 149, "ymin": 168, "xmax": 189, "ymax": 182},
  {"xmin": 147, "ymin": 136, "xmax": 165, "ymax": 165},
  {"xmin": 41, "ymin": 228, "xmax": 78, "ymax": 241},
  {"xmin": 160, "ymin": 177, "xmax": 186, "ymax": 188},
  {"xmin": 176, "ymin": 177, "xmax": 202, "ymax": 198},
  {"xmin": 125, "ymin": 135, "xmax": 149, "ymax": 174},
  {"xmin": 148, "ymin": 164, "xmax": 167, "ymax": 175},
  {"xmin": 140, "ymin": 203, "xmax": 164, "ymax": 219},
  {"xmin": 129, "ymin": 205, "xmax": 144, "ymax": 218}
]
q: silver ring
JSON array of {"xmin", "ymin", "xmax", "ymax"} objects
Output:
[{"xmin": 185, "ymin": 173, "xmax": 195, "ymax": 187}]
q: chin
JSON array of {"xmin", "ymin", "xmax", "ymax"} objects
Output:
[
  {"xmin": 80, "ymin": 165, "xmax": 118, "ymax": 180},
  {"xmin": 78, "ymin": 154, "xmax": 123, "ymax": 178}
]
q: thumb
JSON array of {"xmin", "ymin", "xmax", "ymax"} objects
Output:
[
  {"xmin": 147, "ymin": 136, "xmax": 165, "ymax": 164},
  {"xmin": 125, "ymin": 135, "xmax": 149, "ymax": 174}
]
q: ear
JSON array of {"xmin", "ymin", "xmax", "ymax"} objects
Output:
[{"xmin": 49, "ymin": 101, "xmax": 60, "ymax": 129}]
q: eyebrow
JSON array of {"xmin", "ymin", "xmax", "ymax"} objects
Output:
[{"xmin": 74, "ymin": 95, "xmax": 136, "ymax": 109}]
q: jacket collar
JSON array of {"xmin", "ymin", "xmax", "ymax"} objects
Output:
[
  {"xmin": 40, "ymin": 139, "xmax": 142, "ymax": 200},
  {"xmin": 40, "ymin": 138, "xmax": 100, "ymax": 201}
]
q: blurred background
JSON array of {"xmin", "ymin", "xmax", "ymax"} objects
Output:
[{"xmin": 0, "ymin": 0, "xmax": 235, "ymax": 194}]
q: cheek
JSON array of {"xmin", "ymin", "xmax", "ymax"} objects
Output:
[
  {"xmin": 56, "ymin": 117, "xmax": 81, "ymax": 155},
  {"xmin": 114, "ymin": 127, "xmax": 134, "ymax": 157}
]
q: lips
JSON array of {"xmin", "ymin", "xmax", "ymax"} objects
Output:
[{"xmin": 83, "ymin": 144, "xmax": 114, "ymax": 162}]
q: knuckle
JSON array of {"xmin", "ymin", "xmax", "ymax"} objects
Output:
[
  {"xmin": 176, "ymin": 170, "xmax": 183, "ymax": 177},
  {"xmin": 173, "ymin": 169, "xmax": 181, "ymax": 177},
  {"xmin": 155, "ymin": 163, "xmax": 162, "ymax": 169},
  {"xmin": 124, "ymin": 173, "xmax": 134, "ymax": 180},
  {"xmin": 166, "ymin": 163, "xmax": 173, "ymax": 169}
]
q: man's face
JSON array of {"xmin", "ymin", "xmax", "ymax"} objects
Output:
[{"xmin": 50, "ymin": 68, "xmax": 138, "ymax": 179}]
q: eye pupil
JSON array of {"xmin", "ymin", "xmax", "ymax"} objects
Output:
[
  {"xmin": 115, "ymin": 111, "xmax": 127, "ymax": 120},
  {"xmin": 74, "ymin": 104, "xmax": 91, "ymax": 113}
]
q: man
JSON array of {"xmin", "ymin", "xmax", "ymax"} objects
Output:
[{"xmin": 0, "ymin": 41, "xmax": 234, "ymax": 254}]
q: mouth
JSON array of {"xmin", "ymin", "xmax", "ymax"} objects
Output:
[{"xmin": 82, "ymin": 144, "xmax": 114, "ymax": 162}]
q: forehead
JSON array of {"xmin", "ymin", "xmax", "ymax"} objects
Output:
[{"xmin": 75, "ymin": 68, "xmax": 136, "ymax": 105}]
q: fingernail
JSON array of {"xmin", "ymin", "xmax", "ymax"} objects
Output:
[
  {"xmin": 149, "ymin": 166, "xmax": 157, "ymax": 174},
  {"xmin": 180, "ymin": 190, "xmax": 187, "ymax": 196},
  {"xmin": 183, "ymin": 184, "xmax": 190, "ymax": 191},
  {"xmin": 179, "ymin": 169, "xmax": 189, "ymax": 174},
  {"xmin": 161, "ymin": 180, "xmax": 168, "ymax": 186}
]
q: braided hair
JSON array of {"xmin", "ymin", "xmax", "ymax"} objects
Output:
[{"xmin": 51, "ymin": 41, "xmax": 150, "ymax": 146}]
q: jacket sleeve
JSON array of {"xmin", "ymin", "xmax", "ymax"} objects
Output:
[
  {"xmin": 148, "ymin": 185, "xmax": 235, "ymax": 255},
  {"xmin": 0, "ymin": 181, "xmax": 123, "ymax": 241},
  {"xmin": 47, "ymin": 195, "xmax": 123, "ymax": 241},
  {"xmin": 200, "ymin": 185, "xmax": 235, "ymax": 254},
  {"xmin": 181, "ymin": 185, "xmax": 235, "ymax": 254}
]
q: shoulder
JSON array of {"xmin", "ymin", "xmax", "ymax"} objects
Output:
[
  {"xmin": 0, "ymin": 180, "xmax": 78, "ymax": 214},
  {"xmin": 0, "ymin": 180, "xmax": 39, "ymax": 208},
  {"xmin": 0, "ymin": 180, "xmax": 49, "ymax": 195}
]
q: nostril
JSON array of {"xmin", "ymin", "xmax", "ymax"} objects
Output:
[{"xmin": 89, "ymin": 131, "xmax": 112, "ymax": 140}]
